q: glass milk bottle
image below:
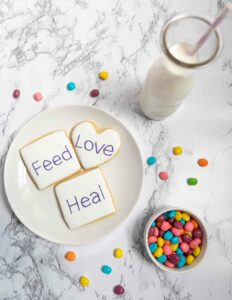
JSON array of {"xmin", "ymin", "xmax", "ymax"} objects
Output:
[{"xmin": 140, "ymin": 13, "xmax": 223, "ymax": 120}]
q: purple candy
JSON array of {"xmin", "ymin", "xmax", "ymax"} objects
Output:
[
  {"xmin": 185, "ymin": 248, "xmax": 193, "ymax": 256},
  {"xmin": 192, "ymin": 229, "xmax": 203, "ymax": 239},
  {"xmin": 114, "ymin": 285, "xmax": 125, "ymax": 295},
  {"xmin": 157, "ymin": 214, "xmax": 166, "ymax": 222},
  {"xmin": 181, "ymin": 234, "xmax": 192, "ymax": 244},
  {"xmin": 174, "ymin": 221, "xmax": 183, "ymax": 229},
  {"xmin": 148, "ymin": 227, "xmax": 156, "ymax": 237},
  {"xmin": 159, "ymin": 229, "xmax": 164, "ymax": 237},
  {"xmin": 167, "ymin": 218, "xmax": 174, "ymax": 224},
  {"xmin": 169, "ymin": 254, "xmax": 180, "ymax": 265},
  {"xmin": 13, "ymin": 89, "xmax": 20, "ymax": 99}
]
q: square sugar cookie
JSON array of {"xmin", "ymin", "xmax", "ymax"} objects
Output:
[
  {"xmin": 55, "ymin": 168, "xmax": 116, "ymax": 229},
  {"xmin": 20, "ymin": 131, "xmax": 81, "ymax": 190}
]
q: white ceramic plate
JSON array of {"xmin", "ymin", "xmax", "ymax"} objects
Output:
[{"xmin": 4, "ymin": 105, "xmax": 144, "ymax": 245}]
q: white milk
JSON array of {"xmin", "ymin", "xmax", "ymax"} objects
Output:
[{"xmin": 139, "ymin": 43, "xmax": 198, "ymax": 120}]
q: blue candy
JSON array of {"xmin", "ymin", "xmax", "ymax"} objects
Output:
[
  {"xmin": 176, "ymin": 247, "xmax": 183, "ymax": 255},
  {"xmin": 157, "ymin": 254, "xmax": 167, "ymax": 264},
  {"xmin": 101, "ymin": 265, "xmax": 112, "ymax": 274},
  {"xmin": 149, "ymin": 242, "xmax": 158, "ymax": 252},
  {"xmin": 67, "ymin": 82, "xmax": 76, "ymax": 91},
  {"xmin": 177, "ymin": 255, "xmax": 186, "ymax": 268},
  {"xmin": 171, "ymin": 236, "xmax": 180, "ymax": 244},
  {"xmin": 147, "ymin": 156, "xmax": 157, "ymax": 166},
  {"xmin": 167, "ymin": 210, "xmax": 177, "ymax": 218},
  {"xmin": 163, "ymin": 230, "xmax": 173, "ymax": 240},
  {"xmin": 151, "ymin": 221, "xmax": 156, "ymax": 228},
  {"xmin": 180, "ymin": 219, "xmax": 186, "ymax": 225}
]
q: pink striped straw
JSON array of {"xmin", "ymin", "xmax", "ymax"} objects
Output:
[{"xmin": 190, "ymin": 2, "xmax": 232, "ymax": 55}]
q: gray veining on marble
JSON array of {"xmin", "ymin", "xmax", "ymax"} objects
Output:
[{"xmin": 0, "ymin": 0, "xmax": 232, "ymax": 299}]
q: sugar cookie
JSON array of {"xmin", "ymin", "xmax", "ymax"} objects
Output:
[
  {"xmin": 55, "ymin": 168, "xmax": 116, "ymax": 229},
  {"xmin": 20, "ymin": 131, "xmax": 81, "ymax": 190},
  {"xmin": 71, "ymin": 121, "xmax": 121, "ymax": 169}
]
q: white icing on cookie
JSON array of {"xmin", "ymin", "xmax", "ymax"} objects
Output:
[
  {"xmin": 71, "ymin": 122, "xmax": 121, "ymax": 169},
  {"xmin": 55, "ymin": 168, "xmax": 116, "ymax": 229},
  {"xmin": 20, "ymin": 131, "xmax": 81, "ymax": 190}
]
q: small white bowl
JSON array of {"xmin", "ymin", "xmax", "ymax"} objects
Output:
[{"xmin": 144, "ymin": 207, "xmax": 208, "ymax": 273}]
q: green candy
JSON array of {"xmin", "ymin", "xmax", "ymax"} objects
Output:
[{"xmin": 187, "ymin": 178, "xmax": 198, "ymax": 185}]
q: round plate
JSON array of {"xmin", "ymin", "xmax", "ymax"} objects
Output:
[{"xmin": 4, "ymin": 105, "xmax": 144, "ymax": 244}]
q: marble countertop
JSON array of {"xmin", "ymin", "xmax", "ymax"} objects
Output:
[{"xmin": 1, "ymin": 0, "xmax": 232, "ymax": 299}]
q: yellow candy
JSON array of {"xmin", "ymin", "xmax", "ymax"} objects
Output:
[
  {"xmin": 99, "ymin": 71, "xmax": 109, "ymax": 80},
  {"xmin": 153, "ymin": 247, "xmax": 163, "ymax": 258},
  {"xmin": 193, "ymin": 246, "xmax": 201, "ymax": 257},
  {"xmin": 182, "ymin": 213, "xmax": 190, "ymax": 222},
  {"xmin": 173, "ymin": 146, "xmax": 183, "ymax": 155},
  {"xmin": 170, "ymin": 244, "xmax": 178, "ymax": 252},
  {"xmin": 175, "ymin": 211, "xmax": 182, "ymax": 221},
  {"xmin": 157, "ymin": 237, "xmax": 164, "ymax": 247},
  {"xmin": 79, "ymin": 276, "xmax": 90, "ymax": 287},
  {"xmin": 114, "ymin": 248, "xmax": 123, "ymax": 258},
  {"xmin": 184, "ymin": 231, "xmax": 192, "ymax": 237},
  {"xmin": 186, "ymin": 255, "xmax": 195, "ymax": 265}
]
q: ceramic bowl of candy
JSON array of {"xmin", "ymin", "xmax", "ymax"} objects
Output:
[{"xmin": 144, "ymin": 207, "xmax": 208, "ymax": 272}]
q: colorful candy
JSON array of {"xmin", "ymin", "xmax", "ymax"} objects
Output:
[
  {"xmin": 173, "ymin": 146, "xmax": 183, "ymax": 155},
  {"xmin": 147, "ymin": 156, "xmax": 157, "ymax": 166},
  {"xmin": 197, "ymin": 158, "xmax": 208, "ymax": 167},
  {"xmin": 67, "ymin": 82, "xmax": 76, "ymax": 91},
  {"xmin": 114, "ymin": 248, "xmax": 123, "ymax": 258},
  {"xmin": 79, "ymin": 276, "xmax": 90, "ymax": 287},
  {"xmin": 147, "ymin": 210, "xmax": 204, "ymax": 269},
  {"xmin": 187, "ymin": 178, "xmax": 198, "ymax": 186},
  {"xmin": 113, "ymin": 285, "xmax": 125, "ymax": 295},
  {"xmin": 90, "ymin": 89, "xmax": 100, "ymax": 97},
  {"xmin": 13, "ymin": 89, "xmax": 20, "ymax": 99},
  {"xmin": 65, "ymin": 251, "xmax": 76, "ymax": 261},
  {"xmin": 159, "ymin": 171, "xmax": 169, "ymax": 181},
  {"xmin": 101, "ymin": 265, "xmax": 112, "ymax": 274},
  {"xmin": 33, "ymin": 92, "xmax": 43, "ymax": 102},
  {"xmin": 99, "ymin": 71, "xmax": 109, "ymax": 80}
]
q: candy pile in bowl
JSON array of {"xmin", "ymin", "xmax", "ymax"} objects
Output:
[{"xmin": 145, "ymin": 209, "xmax": 207, "ymax": 271}]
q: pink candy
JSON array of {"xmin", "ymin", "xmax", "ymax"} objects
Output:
[
  {"xmin": 33, "ymin": 92, "xmax": 43, "ymax": 102},
  {"xmin": 180, "ymin": 242, "xmax": 189, "ymax": 253},
  {"xmin": 184, "ymin": 222, "xmax": 194, "ymax": 232},
  {"xmin": 159, "ymin": 171, "xmax": 169, "ymax": 181},
  {"xmin": 189, "ymin": 239, "xmax": 199, "ymax": 249},
  {"xmin": 171, "ymin": 227, "xmax": 181, "ymax": 236},
  {"xmin": 163, "ymin": 245, "xmax": 172, "ymax": 256},
  {"xmin": 161, "ymin": 221, "xmax": 171, "ymax": 231},
  {"xmin": 165, "ymin": 261, "xmax": 174, "ymax": 268},
  {"xmin": 154, "ymin": 227, "xmax": 159, "ymax": 237},
  {"xmin": 148, "ymin": 236, "xmax": 157, "ymax": 244}
]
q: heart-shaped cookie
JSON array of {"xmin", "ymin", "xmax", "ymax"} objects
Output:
[{"xmin": 71, "ymin": 121, "xmax": 121, "ymax": 169}]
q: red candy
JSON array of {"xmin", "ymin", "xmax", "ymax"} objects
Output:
[
  {"xmin": 90, "ymin": 89, "xmax": 100, "ymax": 97},
  {"xmin": 157, "ymin": 214, "xmax": 166, "ymax": 222},
  {"xmin": 182, "ymin": 233, "xmax": 192, "ymax": 243},
  {"xmin": 192, "ymin": 229, "xmax": 203, "ymax": 239},
  {"xmin": 113, "ymin": 285, "xmax": 125, "ymax": 295},
  {"xmin": 167, "ymin": 218, "xmax": 174, "ymax": 224},
  {"xmin": 174, "ymin": 221, "xmax": 183, "ymax": 229},
  {"xmin": 13, "ymin": 89, "xmax": 20, "ymax": 99},
  {"xmin": 148, "ymin": 227, "xmax": 156, "ymax": 237}
]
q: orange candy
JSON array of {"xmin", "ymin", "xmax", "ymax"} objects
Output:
[
  {"xmin": 65, "ymin": 251, "xmax": 76, "ymax": 261},
  {"xmin": 197, "ymin": 158, "xmax": 208, "ymax": 167},
  {"xmin": 157, "ymin": 221, "xmax": 161, "ymax": 228},
  {"xmin": 191, "ymin": 219, "xmax": 199, "ymax": 229},
  {"xmin": 164, "ymin": 240, "xmax": 170, "ymax": 245}
]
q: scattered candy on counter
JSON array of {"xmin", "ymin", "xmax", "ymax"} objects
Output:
[
  {"xmin": 197, "ymin": 158, "xmax": 208, "ymax": 167},
  {"xmin": 147, "ymin": 156, "xmax": 157, "ymax": 166},
  {"xmin": 67, "ymin": 82, "xmax": 76, "ymax": 91},
  {"xmin": 159, "ymin": 171, "xmax": 169, "ymax": 181},
  {"xmin": 13, "ymin": 89, "xmax": 20, "ymax": 99},
  {"xmin": 187, "ymin": 178, "xmax": 198, "ymax": 186},
  {"xmin": 79, "ymin": 276, "xmax": 90, "ymax": 287},
  {"xmin": 114, "ymin": 248, "xmax": 123, "ymax": 259},
  {"xmin": 65, "ymin": 251, "xmax": 76, "ymax": 261},
  {"xmin": 90, "ymin": 89, "xmax": 100, "ymax": 97},
  {"xmin": 147, "ymin": 210, "xmax": 203, "ymax": 269},
  {"xmin": 101, "ymin": 265, "xmax": 112, "ymax": 275},
  {"xmin": 173, "ymin": 146, "xmax": 183, "ymax": 155},
  {"xmin": 113, "ymin": 285, "xmax": 125, "ymax": 295},
  {"xmin": 99, "ymin": 71, "xmax": 109, "ymax": 80},
  {"xmin": 33, "ymin": 92, "xmax": 43, "ymax": 102}
]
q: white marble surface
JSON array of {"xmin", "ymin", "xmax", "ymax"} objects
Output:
[{"xmin": 0, "ymin": 0, "xmax": 232, "ymax": 299}]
